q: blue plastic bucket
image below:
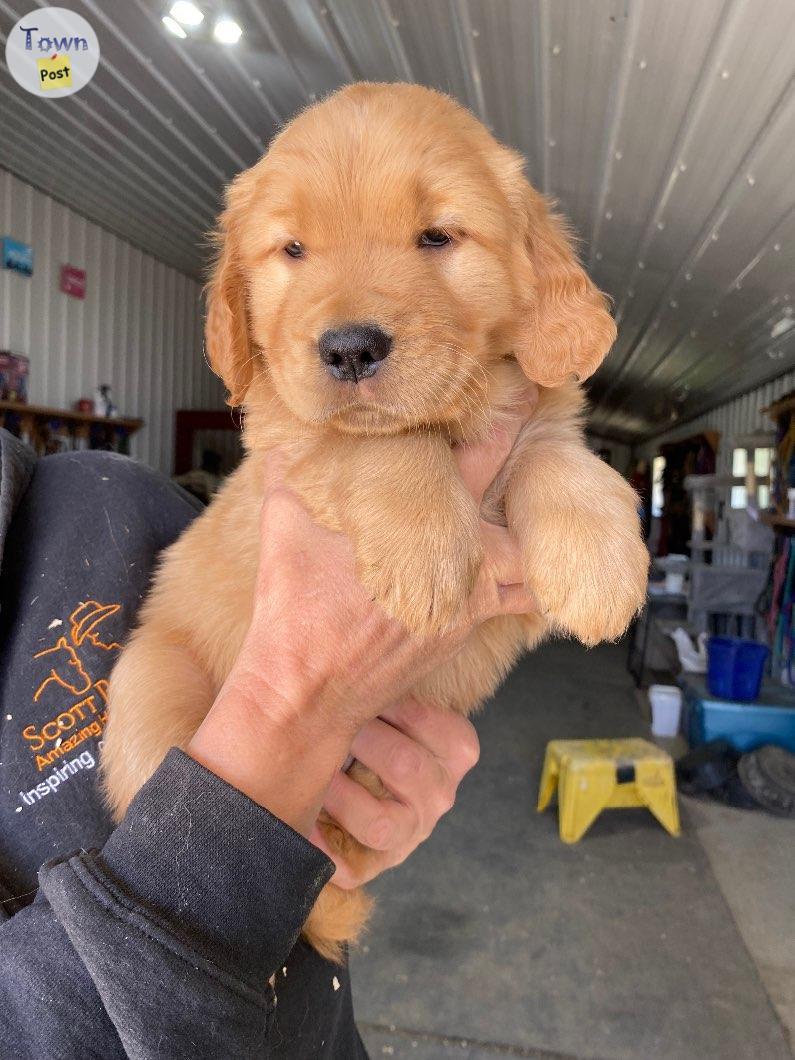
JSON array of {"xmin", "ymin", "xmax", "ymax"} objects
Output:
[{"xmin": 706, "ymin": 636, "xmax": 769, "ymax": 702}]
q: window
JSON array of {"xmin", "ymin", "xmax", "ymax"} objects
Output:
[
  {"xmin": 651, "ymin": 455, "xmax": 666, "ymax": 517},
  {"xmin": 731, "ymin": 447, "xmax": 774, "ymax": 508}
]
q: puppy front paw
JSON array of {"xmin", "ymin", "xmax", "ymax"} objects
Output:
[
  {"xmin": 357, "ymin": 500, "xmax": 482, "ymax": 636},
  {"xmin": 523, "ymin": 474, "xmax": 648, "ymax": 646}
]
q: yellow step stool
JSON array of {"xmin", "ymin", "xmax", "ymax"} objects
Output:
[{"xmin": 537, "ymin": 738, "xmax": 681, "ymax": 843}]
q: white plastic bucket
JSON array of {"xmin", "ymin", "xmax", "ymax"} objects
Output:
[
  {"xmin": 649, "ymin": 684, "xmax": 683, "ymax": 737},
  {"xmin": 665, "ymin": 571, "xmax": 685, "ymax": 594}
]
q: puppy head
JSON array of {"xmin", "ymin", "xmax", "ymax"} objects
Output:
[{"xmin": 207, "ymin": 83, "xmax": 615, "ymax": 433}]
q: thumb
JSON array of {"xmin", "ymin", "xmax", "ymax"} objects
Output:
[{"xmin": 453, "ymin": 385, "xmax": 538, "ymax": 505}]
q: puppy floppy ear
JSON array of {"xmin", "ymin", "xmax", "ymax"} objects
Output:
[
  {"xmin": 205, "ymin": 175, "xmax": 258, "ymax": 407},
  {"xmin": 502, "ymin": 155, "xmax": 616, "ymax": 387}
]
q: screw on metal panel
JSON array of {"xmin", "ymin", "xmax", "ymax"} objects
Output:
[
  {"xmin": 472, "ymin": 28, "xmax": 479, "ymax": 37},
  {"xmin": 678, "ymin": 162, "xmax": 687, "ymax": 172},
  {"xmin": 596, "ymin": 251, "xmax": 603, "ymax": 260},
  {"xmin": 685, "ymin": 272, "xmax": 692, "ymax": 281},
  {"xmin": 615, "ymin": 150, "xmax": 623, "ymax": 160},
  {"xmin": 774, "ymin": 243, "xmax": 782, "ymax": 252},
  {"xmin": 552, "ymin": 44, "xmax": 561, "ymax": 55},
  {"xmin": 657, "ymin": 221, "xmax": 665, "ymax": 230},
  {"xmin": 638, "ymin": 59, "xmax": 647, "ymax": 69},
  {"xmin": 605, "ymin": 210, "xmax": 613, "ymax": 220},
  {"xmin": 638, "ymin": 261, "xmax": 645, "ymax": 269},
  {"xmin": 670, "ymin": 300, "xmax": 678, "ymax": 308},
  {"xmin": 721, "ymin": 69, "xmax": 730, "ymax": 79},
  {"xmin": 747, "ymin": 175, "xmax": 756, "ymax": 186}
]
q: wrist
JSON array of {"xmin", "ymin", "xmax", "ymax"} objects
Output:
[{"xmin": 187, "ymin": 676, "xmax": 353, "ymax": 838}]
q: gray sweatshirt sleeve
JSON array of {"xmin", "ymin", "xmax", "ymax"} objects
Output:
[{"xmin": 0, "ymin": 749, "xmax": 334, "ymax": 1059}]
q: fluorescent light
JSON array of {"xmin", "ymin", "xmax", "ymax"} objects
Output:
[
  {"xmin": 771, "ymin": 315, "xmax": 795, "ymax": 340},
  {"xmin": 214, "ymin": 16, "xmax": 242, "ymax": 44},
  {"xmin": 170, "ymin": 1, "xmax": 204, "ymax": 26},
  {"xmin": 162, "ymin": 14, "xmax": 187, "ymax": 37}
]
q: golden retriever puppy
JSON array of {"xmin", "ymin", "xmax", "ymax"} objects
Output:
[{"xmin": 102, "ymin": 83, "xmax": 648, "ymax": 960}]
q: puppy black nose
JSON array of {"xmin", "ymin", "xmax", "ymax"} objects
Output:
[{"xmin": 318, "ymin": 324, "xmax": 393, "ymax": 382}]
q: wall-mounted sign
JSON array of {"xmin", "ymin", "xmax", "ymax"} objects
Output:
[
  {"xmin": 60, "ymin": 263, "xmax": 86, "ymax": 299},
  {"xmin": 1, "ymin": 236, "xmax": 33, "ymax": 276}
]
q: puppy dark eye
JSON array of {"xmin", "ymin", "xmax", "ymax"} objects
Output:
[
  {"xmin": 284, "ymin": 240, "xmax": 305, "ymax": 259},
  {"xmin": 418, "ymin": 228, "xmax": 452, "ymax": 248}
]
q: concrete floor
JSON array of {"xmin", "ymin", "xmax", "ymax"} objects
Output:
[{"xmin": 351, "ymin": 640, "xmax": 795, "ymax": 1059}]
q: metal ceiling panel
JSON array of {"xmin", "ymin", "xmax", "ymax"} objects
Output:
[{"xmin": 1, "ymin": 0, "xmax": 793, "ymax": 441}]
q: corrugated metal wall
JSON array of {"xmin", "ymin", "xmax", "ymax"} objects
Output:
[
  {"xmin": 639, "ymin": 373, "xmax": 795, "ymax": 475},
  {"xmin": 0, "ymin": 167, "xmax": 225, "ymax": 474}
]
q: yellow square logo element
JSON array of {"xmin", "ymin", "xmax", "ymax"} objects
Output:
[{"xmin": 37, "ymin": 54, "xmax": 72, "ymax": 92}]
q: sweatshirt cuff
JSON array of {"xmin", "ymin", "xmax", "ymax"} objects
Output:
[{"xmin": 94, "ymin": 748, "xmax": 333, "ymax": 984}]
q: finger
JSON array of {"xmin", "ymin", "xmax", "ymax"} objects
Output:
[
  {"xmin": 453, "ymin": 387, "xmax": 538, "ymax": 504},
  {"xmin": 321, "ymin": 771, "xmax": 415, "ymax": 851},
  {"xmin": 377, "ymin": 700, "xmax": 480, "ymax": 779},
  {"xmin": 495, "ymin": 582, "xmax": 541, "ymax": 617},
  {"xmin": 350, "ymin": 717, "xmax": 452, "ymax": 807},
  {"xmin": 480, "ymin": 521, "xmax": 527, "ymax": 587},
  {"xmin": 470, "ymin": 524, "xmax": 539, "ymax": 621},
  {"xmin": 307, "ymin": 824, "xmax": 383, "ymax": 890}
]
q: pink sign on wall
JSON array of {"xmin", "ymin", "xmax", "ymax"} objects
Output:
[{"xmin": 60, "ymin": 264, "xmax": 86, "ymax": 299}]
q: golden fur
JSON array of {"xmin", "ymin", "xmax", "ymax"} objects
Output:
[{"xmin": 101, "ymin": 84, "xmax": 648, "ymax": 960}]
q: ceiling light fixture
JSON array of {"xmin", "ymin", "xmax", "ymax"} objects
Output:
[
  {"xmin": 771, "ymin": 313, "xmax": 795, "ymax": 340},
  {"xmin": 162, "ymin": 14, "xmax": 187, "ymax": 37},
  {"xmin": 170, "ymin": 1, "xmax": 204, "ymax": 27},
  {"xmin": 214, "ymin": 16, "xmax": 243, "ymax": 44}
]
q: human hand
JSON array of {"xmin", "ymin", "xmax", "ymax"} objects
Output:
[
  {"xmin": 188, "ymin": 387, "xmax": 537, "ymax": 836},
  {"xmin": 310, "ymin": 698, "xmax": 479, "ymax": 886}
]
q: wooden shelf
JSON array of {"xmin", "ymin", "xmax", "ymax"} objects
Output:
[
  {"xmin": 762, "ymin": 394, "xmax": 795, "ymax": 421},
  {"xmin": 0, "ymin": 400, "xmax": 142, "ymax": 433},
  {"xmin": 759, "ymin": 512, "xmax": 795, "ymax": 530},
  {"xmin": 686, "ymin": 539, "xmax": 771, "ymax": 553}
]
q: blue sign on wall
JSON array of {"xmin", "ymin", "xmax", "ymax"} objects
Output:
[{"xmin": 1, "ymin": 236, "xmax": 33, "ymax": 276}]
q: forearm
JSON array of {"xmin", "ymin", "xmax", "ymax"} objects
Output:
[
  {"xmin": 0, "ymin": 750, "xmax": 333, "ymax": 1059},
  {"xmin": 187, "ymin": 685, "xmax": 353, "ymax": 838}
]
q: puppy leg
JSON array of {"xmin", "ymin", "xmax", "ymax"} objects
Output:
[
  {"xmin": 303, "ymin": 881, "xmax": 374, "ymax": 964},
  {"xmin": 101, "ymin": 627, "xmax": 216, "ymax": 820},
  {"xmin": 289, "ymin": 432, "xmax": 483, "ymax": 636},
  {"xmin": 503, "ymin": 384, "xmax": 648, "ymax": 645}
]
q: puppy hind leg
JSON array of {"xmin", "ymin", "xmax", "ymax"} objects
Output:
[
  {"xmin": 303, "ymin": 881, "xmax": 374, "ymax": 965},
  {"xmin": 101, "ymin": 630, "xmax": 216, "ymax": 820}
]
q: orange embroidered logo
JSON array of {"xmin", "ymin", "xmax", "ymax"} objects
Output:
[
  {"xmin": 32, "ymin": 601, "xmax": 121, "ymax": 703},
  {"xmin": 24, "ymin": 601, "xmax": 122, "ymax": 771}
]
